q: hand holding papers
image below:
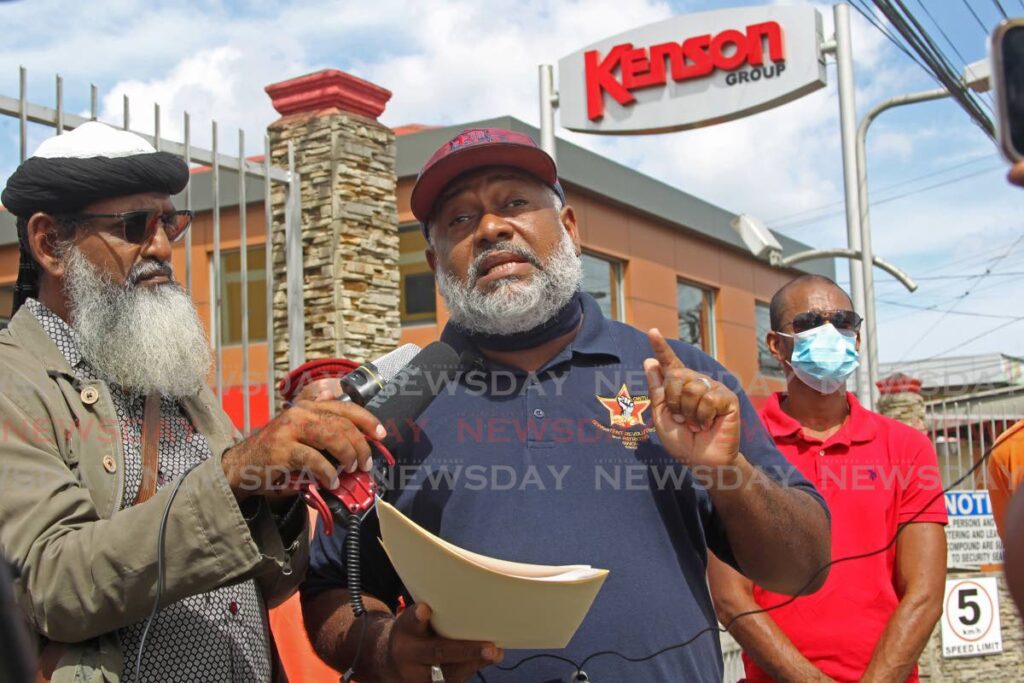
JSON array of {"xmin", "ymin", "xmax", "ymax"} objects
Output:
[{"xmin": 377, "ymin": 499, "xmax": 608, "ymax": 649}]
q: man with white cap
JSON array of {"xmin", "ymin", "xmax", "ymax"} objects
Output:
[{"xmin": 0, "ymin": 122, "xmax": 385, "ymax": 682}]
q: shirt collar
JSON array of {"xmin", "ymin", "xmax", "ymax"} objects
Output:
[
  {"xmin": 761, "ymin": 391, "xmax": 877, "ymax": 446},
  {"xmin": 24, "ymin": 297, "xmax": 84, "ymax": 369},
  {"xmin": 567, "ymin": 290, "xmax": 621, "ymax": 361},
  {"xmin": 440, "ymin": 291, "xmax": 622, "ymax": 368}
]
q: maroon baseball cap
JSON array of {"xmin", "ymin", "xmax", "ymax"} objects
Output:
[{"xmin": 410, "ymin": 127, "xmax": 565, "ymax": 229}]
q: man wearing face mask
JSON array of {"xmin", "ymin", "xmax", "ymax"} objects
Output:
[{"xmin": 708, "ymin": 274, "xmax": 947, "ymax": 683}]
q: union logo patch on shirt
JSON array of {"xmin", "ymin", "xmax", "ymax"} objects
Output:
[{"xmin": 593, "ymin": 384, "xmax": 654, "ymax": 449}]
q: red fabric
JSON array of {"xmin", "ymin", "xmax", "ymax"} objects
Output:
[
  {"xmin": 743, "ymin": 392, "xmax": 948, "ymax": 683},
  {"xmin": 278, "ymin": 358, "xmax": 360, "ymax": 403},
  {"xmin": 268, "ymin": 509, "xmax": 345, "ymax": 683}
]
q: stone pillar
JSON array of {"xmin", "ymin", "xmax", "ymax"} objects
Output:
[
  {"xmin": 877, "ymin": 373, "xmax": 926, "ymax": 432},
  {"xmin": 265, "ymin": 69, "xmax": 401, "ymax": 384}
]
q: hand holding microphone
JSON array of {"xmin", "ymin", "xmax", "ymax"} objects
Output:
[
  {"xmin": 220, "ymin": 398, "xmax": 385, "ymax": 501},
  {"xmin": 220, "ymin": 345, "xmax": 426, "ymax": 502}
]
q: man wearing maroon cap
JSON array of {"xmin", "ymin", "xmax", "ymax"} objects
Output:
[
  {"xmin": 302, "ymin": 128, "xmax": 832, "ymax": 683},
  {"xmin": 709, "ymin": 274, "xmax": 947, "ymax": 683}
]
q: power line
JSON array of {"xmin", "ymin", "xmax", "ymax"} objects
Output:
[
  {"xmin": 961, "ymin": 0, "xmax": 992, "ymax": 33},
  {"xmin": 915, "ymin": 0, "xmax": 971, "ymax": 70},
  {"xmin": 899, "ymin": 235, "xmax": 1024, "ymax": 280},
  {"xmin": 870, "ymin": 271, "xmax": 1024, "ymax": 288},
  {"xmin": 992, "ymin": 0, "xmax": 1010, "ymax": 20},
  {"xmin": 878, "ymin": 354, "xmax": 1013, "ymax": 373},
  {"xmin": 775, "ymin": 164, "xmax": 1003, "ymax": 231},
  {"xmin": 897, "ymin": 233, "xmax": 1024, "ymax": 360},
  {"xmin": 878, "ymin": 299, "xmax": 1022, "ymax": 319},
  {"xmin": 766, "ymin": 154, "xmax": 993, "ymax": 226},
  {"xmin": 919, "ymin": 317, "xmax": 1024, "ymax": 361},
  {"xmin": 897, "ymin": 270, "xmax": 1024, "ymax": 281},
  {"xmin": 873, "ymin": 0, "xmax": 994, "ymax": 137},
  {"xmin": 850, "ymin": 0, "xmax": 934, "ymax": 74}
]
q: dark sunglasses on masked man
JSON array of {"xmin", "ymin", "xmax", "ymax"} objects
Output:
[
  {"xmin": 781, "ymin": 309, "xmax": 863, "ymax": 334},
  {"xmin": 65, "ymin": 209, "xmax": 193, "ymax": 244}
]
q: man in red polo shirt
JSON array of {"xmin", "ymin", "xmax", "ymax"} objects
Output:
[{"xmin": 709, "ymin": 274, "xmax": 947, "ymax": 683}]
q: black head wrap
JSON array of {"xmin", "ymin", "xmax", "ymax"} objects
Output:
[{"xmin": 1, "ymin": 123, "xmax": 189, "ymax": 314}]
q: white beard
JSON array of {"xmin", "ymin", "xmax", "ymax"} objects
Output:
[
  {"xmin": 62, "ymin": 247, "xmax": 212, "ymax": 399},
  {"xmin": 436, "ymin": 226, "xmax": 583, "ymax": 336}
]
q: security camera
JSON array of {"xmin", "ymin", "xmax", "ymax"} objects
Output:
[{"xmin": 731, "ymin": 213, "xmax": 783, "ymax": 265}]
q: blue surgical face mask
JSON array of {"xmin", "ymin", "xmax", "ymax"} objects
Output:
[{"xmin": 777, "ymin": 323, "xmax": 860, "ymax": 395}]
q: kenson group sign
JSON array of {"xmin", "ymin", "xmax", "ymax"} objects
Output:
[{"xmin": 557, "ymin": 6, "xmax": 827, "ymax": 134}]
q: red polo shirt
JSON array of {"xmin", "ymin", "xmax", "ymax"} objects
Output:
[{"xmin": 744, "ymin": 392, "xmax": 947, "ymax": 683}]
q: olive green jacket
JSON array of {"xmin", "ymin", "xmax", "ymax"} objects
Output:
[{"xmin": 0, "ymin": 307, "xmax": 307, "ymax": 682}]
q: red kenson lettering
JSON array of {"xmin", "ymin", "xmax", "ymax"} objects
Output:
[{"xmin": 584, "ymin": 21, "xmax": 786, "ymax": 121}]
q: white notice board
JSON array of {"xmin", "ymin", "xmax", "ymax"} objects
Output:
[{"xmin": 944, "ymin": 491, "xmax": 1003, "ymax": 568}]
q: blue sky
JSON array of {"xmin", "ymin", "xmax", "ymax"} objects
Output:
[{"xmin": 0, "ymin": 0, "xmax": 1021, "ymax": 366}]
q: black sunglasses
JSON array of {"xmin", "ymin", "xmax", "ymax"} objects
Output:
[
  {"xmin": 67, "ymin": 209, "xmax": 193, "ymax": 244},
  {"xmin": 781, "ymin": 309, "xmax": 863, "ymax": 334}
]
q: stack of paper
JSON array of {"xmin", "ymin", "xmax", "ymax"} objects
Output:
[{"xmin": 376, "ymin": 499, "xmax": 608, "ymax": 649}]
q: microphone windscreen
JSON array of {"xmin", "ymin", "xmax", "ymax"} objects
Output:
[
  {"xmin": 373, "ymin": 343, "xmax": 421, "ymax": 384},
  {"xmin": 363, "ymin": 341, "xmax": 461, "ymax": 453}
]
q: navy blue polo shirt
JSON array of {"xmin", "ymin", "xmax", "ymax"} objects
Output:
[{"xmin": 305, "ymin": 292, "xmax": 826, "ymax": 683}]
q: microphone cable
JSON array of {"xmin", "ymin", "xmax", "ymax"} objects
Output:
[
  {"xmin": 135, "ymin": 460, "xmax": 202, "ymax": 681},
  {"xmin": 475, "ymin": 442, "xmax": 1000, "ymax": 683},
  {"xmin": 338, "ymin": 438, "xmax": 395, "ymax": 683}
]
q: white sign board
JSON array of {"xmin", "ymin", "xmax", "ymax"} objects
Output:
[
  {"xmin": 944, "ymin": 491, "xmax": 1003, "ymax": 569},
  {"xmin": 941, "ymin": 577, "xmax": 1003, "ymax": 658},
  {"xmin": 557, "ymin": 5, "xmax": 827, "ymax": 135}
]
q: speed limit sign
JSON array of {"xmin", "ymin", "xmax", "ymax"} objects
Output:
[{"xmin": 941, "ymin": 577, "xmax": 1003, "ymax": 658}]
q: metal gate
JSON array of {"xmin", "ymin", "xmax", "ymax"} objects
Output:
[
  {"xmin": 925, "ymin": 387, "xmax": 1024, "ymax": 490},
  {"xmin": 0, "ymin": 67, "xmax": 305, "ymax": 434}
]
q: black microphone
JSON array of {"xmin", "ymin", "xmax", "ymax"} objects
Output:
[
  {"xmin": 336, "ymin": 343, "xmax": 420, "ymax": 405},
  {"xmin": 363, "ymin": 341, "xmax": 461, "ymax": 455},
  {"xmin": 318, "ymin": 341, "xmax": 462, "ymax": 518}
]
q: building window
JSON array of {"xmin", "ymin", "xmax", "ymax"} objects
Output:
[
  {"xmin": 581, "ymin": 251, "xmax": 623, "ymax": 321},
  {"xmin": 218, "ymin": 245, "xmax": 267, "ymax": 345},
  {"xmin": 0, "ymin": 284, "xmax": 13, "ymax": 329},
  {"xmin": 756, "ymin": 302, "xmax": 784, "ymax": 377},
  {"xmin": 400, "ymin": 225, "xmax": 436, "ymax": 326},
  {"xmin": 677, "ymin": 280, "xmax": 716, "ymax": 355}
]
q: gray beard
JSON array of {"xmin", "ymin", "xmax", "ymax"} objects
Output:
[
  {"xmin": 62, "ymin": 247, "xmax": 212, "ymax": 399},
  {"xmin": 436, "ymin": 227, "xmax": 583, "ymax": 336}
]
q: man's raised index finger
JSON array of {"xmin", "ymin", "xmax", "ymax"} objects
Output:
[{"xmin": 647, "ymin": 328, "xmax": 686, "ymax": 370}]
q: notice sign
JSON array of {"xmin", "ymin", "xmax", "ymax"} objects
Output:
[
  {"xmin": 941, "ymin": 577, "xmax": 1003, "ymax": 658},
  {"xmin": 944, "ymin": 491, "xmax": 1003, "ymax": 569}
]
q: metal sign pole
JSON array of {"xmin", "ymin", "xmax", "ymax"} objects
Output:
[
  {"xmin": 830, "ymin": 3, "xmax": 872, "ymax": 409},
  {"xmin": 285, "ymin": 141, "xmax": 305, "ymax": 369},
  {"xmin": 538, "ymin": 64, "xmax": 558, "ymax": 162}
]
